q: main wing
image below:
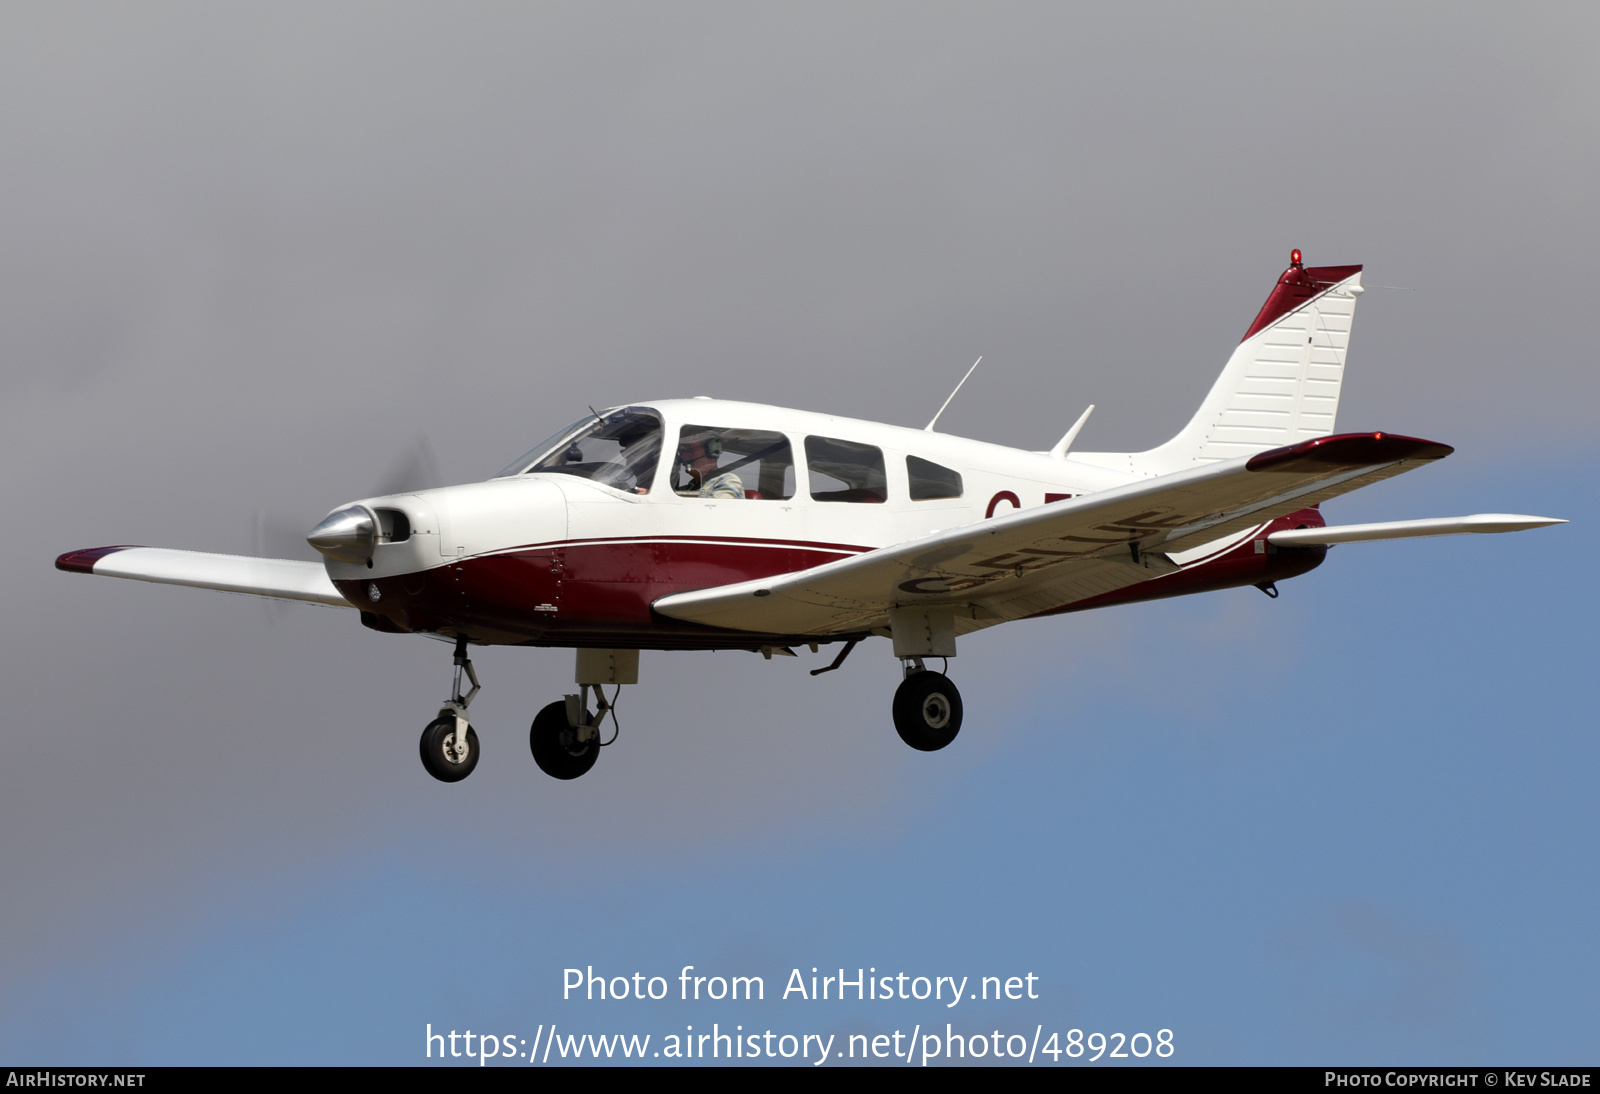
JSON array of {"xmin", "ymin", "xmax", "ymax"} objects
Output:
[
  {"xmin": 654, "ymin": 432, "xmax": 1451, "ymax": 636},
  {"xmin": 55, "ymin": 546, "xmax": 354, "ymax": 608}
]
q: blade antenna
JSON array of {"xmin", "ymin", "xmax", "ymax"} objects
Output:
[
  {"xmin": 1049, "ymin": 404, "xmax": 1095, "ymax": 459},
  {"xmin": 924, "ymin": 356, "xmax": 983, "ymax": 432}
]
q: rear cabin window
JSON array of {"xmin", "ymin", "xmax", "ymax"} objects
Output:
[
  {"xmin": 805, "ymin": 436, "xmax": 886, "ymax": 503},
  {"xmin": 906, "ymin": 456, "xmax": 963, "ymax": 500},
  {"xmin": 671, "ymin": 426, "xmax": 795, "ymax": 500}
]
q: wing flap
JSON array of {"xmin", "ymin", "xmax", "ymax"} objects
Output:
[
  {"xmin": 55, "ymin": 546, "xmax": 354, "ymax": 608},
  {"xmin": 653, "ymin": 432, "xmax": 1452, "ymax": 635}
]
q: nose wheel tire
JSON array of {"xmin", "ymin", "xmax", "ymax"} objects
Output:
[
  {"xmin": 892, "ymin": 671, "xmax": 963, "ymax": 751},
  {"xmin": 530, "ymin": 701, "xmax": 601, "ymax": 780},
  {"xmin": 420, "ymin": 716, "xmax": 480, "ymax": 782}
]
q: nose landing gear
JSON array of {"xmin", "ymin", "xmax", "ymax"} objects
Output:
[
  {"xmin": 412, "ymin": 645, "xmax": 638, "ymax": 784},
  {"xmin": 891, "ymin": 658, "xmax": 963, "ymax": 751},
  {"xmin": 420, "ymin": 716, "xmax": 479, "ymax": 781},
  {"xmin": 419, "ymin": 635, "xmax": 482, "ymax": 782}
]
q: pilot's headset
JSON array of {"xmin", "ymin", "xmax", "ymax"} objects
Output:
[{"xmin": 679, "ymin": 432, "xmax": 724, "ymax": 487}]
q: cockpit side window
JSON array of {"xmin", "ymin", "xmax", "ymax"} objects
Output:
[
  {"xmin": 672, "ymin": 426, "xmax": 795, "ymax": 500},
  {"xmin": 805, "ymin": 436, "xmax": 886, "ymax": 503},
  {"xmin": 906, "ymin": 456, "xmax": 963, "ymax": 500},
  {"xmin": 521, "ymin": 407, "xmax": 664, "ymax": 494}
]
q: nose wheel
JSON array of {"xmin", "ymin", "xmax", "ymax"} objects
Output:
[
  {"xmin": 892, "ymin": 665, "xmax": 962, "ymax": 751},
  {"xmin": 420, "ymin": 716, "xmax": 479, "ymax": 782},
  {"xmin": 419, "ymin": 635, "xmax": 483, "ymax": 783}
]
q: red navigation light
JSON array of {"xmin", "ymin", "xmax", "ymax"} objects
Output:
[{"xmin": 1290, "ymin": 248, "xmax": 1303, "ymax": 267}]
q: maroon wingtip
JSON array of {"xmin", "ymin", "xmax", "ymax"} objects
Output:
[
  {"xmin": 55, "ymin": 545, "xmax": 141, "ymax": 574},
  {"xmin": 1246, "ymin": 432, "xmax": 1453, "ymax": 472},
  {"xmin": 1241, "ymin": 260, "xmax": 1364, "ymax": 342}
]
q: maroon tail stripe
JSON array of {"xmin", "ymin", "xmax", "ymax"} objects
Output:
[
  {"xmin": 55, "ymin": 545, "xmax": 141, "ymax": 574},
  {"xmin": 1241, "ymin": 262, "xmax": 1363, "ymax": 342}
]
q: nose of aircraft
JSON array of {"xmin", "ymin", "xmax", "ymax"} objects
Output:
[{"xmin": 307, "ymin": 505, "xmax": 376, "ymax": 563}]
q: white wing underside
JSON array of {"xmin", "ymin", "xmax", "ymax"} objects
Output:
[
  {"xmin": 654, "ymin": 436, "xmax": 1451, "ymax": 637},
  {"xmin": 72, "ymin": 547, "xmax": 353, "ymax": 608}
]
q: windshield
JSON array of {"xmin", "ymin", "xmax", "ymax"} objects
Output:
[
  {"xmin": 493, "ymin": 418, "xmax": 590, "ymax": 478},
  {"xmin": 518, "ymin": 407, "xmax": 663, "ymax": 494}
]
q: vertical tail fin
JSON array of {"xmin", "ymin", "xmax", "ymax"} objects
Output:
[{"xmin": 1081, "ymin": 251, "xmax": 1364, "ymax": 474}]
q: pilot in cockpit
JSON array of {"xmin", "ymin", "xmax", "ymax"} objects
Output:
[{"xmin": 675, "ymin": 433, "xmax": 745, "ymax": 499}]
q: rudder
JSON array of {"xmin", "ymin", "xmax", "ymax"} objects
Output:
[{"xmin": 1085, "ymin": 251, "xmax": 1364, "ymax": 474}]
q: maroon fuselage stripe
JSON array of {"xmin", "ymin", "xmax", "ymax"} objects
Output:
[
  {"xmin": 340, "ymin": 510, "xmax": 1331, "ymax": 649},
  {"xmin": 339, "ymin": 537, "xmax": 868, "ymax": 649}
]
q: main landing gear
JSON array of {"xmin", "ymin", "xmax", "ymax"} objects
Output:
[
  {"xmin": 529, "ymin": 688, "xmax": 610, "ymax": 780},
  {"xmin": 528, "ymin": 649, "xmax": 634, "ymax": 780},
  {"xmin": 807, "ymin": 633, "xmax": 963, "ymax": 750},
  {"xmin": 413, "ymin": 630, "xmax": 967, "ymax": 779},
  {"xmin": 892, "ymin": 658, "xmax": 963, "ymax": 751},
  {"xmin": 885, "ymin": 606, "xmax": 962, "ymax": 752},
  {"xmin": 419, "ymin": 636, "xmax": 481, "ymax": 782}
]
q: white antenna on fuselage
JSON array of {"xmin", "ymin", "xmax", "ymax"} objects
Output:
[
  {"xmin": 924, "ymin": 356, "xmax": 983, "ymax": 432},
  {"xmin": 1049, "ymin": 404, "xmax": 1095, "ymax": 459}
]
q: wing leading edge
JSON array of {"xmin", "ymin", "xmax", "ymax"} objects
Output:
[
  {"xmin": 56, "ymin": 546, "xmax": 354, "ymax": 608},
  {"xmin": 653, "ymin": 432, "xmax": 1454, "ymax": 636}
]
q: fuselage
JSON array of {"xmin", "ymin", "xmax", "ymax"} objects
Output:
[{"xmin": 322, "ymin": 398, "xmax": 1325, "ymax": 648}]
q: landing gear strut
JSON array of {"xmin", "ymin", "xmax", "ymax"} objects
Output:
[
  {"xmin": 528, "ymin": 649, "xmax": 636, "ymax": 780},
  {"xmin": 419, "ymin": 635, "xmax": 481, "ymax": 782},
  {"xmin": 892, "ymin": 658, "xmax": 962, "ymax": 751},
  {"xmin": 529, "ymin": 685, "xmax": 612, "ymax": 780}
]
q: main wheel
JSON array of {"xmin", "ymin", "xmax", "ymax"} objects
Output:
[
  {"xmin": 419, "ymin": 715, "xmax": 480, "ymax": 782},
  {"xmin": 529, "ymin": 700, "xmax": 600, "ymax": 780},
  {"xmin": 892, "ymin": 671, "xmax": 963, "ymax": 751}
]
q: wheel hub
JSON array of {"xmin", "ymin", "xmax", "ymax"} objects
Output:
[
  {"xmin": 921, "ymin": 693, "xmax": 950, "ymax": 729},
  {"xmin": 442, "ymin": 731, "xmax": 471, "ymax": 764}
]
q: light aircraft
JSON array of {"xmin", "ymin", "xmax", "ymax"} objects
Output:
[{"xmin": 56, "ymin": 251, "xmax": 1564, "ymax": 783}]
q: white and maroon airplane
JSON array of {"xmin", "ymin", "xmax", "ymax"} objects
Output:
[{"xmin": 57, "ymin": 251, "xmax": 1564, "ymax": 783}]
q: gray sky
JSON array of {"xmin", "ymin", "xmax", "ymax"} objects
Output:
[{"xmin": 2, "ymin": 3, "xmax": 1595, "ymax": 1063}]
